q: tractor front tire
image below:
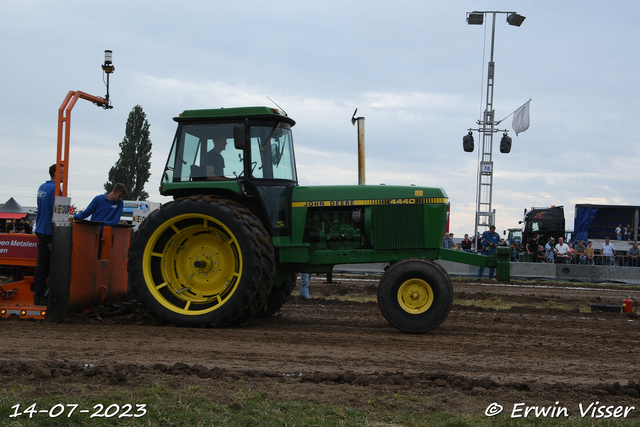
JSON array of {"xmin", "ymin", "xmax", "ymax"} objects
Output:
[
  {"xmin": 128, "ymin": 195, "xmax": 274, "ymax": 327},
  {"xmin": 377, "ymin": 258, "xmax": 453, "ymax": 333}
]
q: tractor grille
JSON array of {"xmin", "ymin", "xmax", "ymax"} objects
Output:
[{"xmin": 371, "ymin": 204, "xmax": 425, "ymax": 249}]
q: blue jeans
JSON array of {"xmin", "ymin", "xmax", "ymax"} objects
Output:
[
  {"xmin": 300, "ymin": 273, "xmax": 311, "ymax": 299},
  {"xmin": 477, "ymin": 251, "xmax": 495, "ymax": 278}
]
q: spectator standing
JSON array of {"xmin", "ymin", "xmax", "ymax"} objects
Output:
[
  {"xmin": 545, "ymin": 238, "xmax": 555, "ymax": 263},
  {"xmin": 510, "ymin": 244, "xmax": 519, "ymax": 262},
  {"xmin": 526, "ymin": 234, "xmax": 540, "ymax": 263},
  {"xmin": 615, "ymin": 224, "xmax": 622, "ymax": 241},
  {"xmin": 449, "ymin": 233, "xmax": 459, "ymax": 250},
  {"xmin": 477, "ymin": 225, "xmax": 500, "ymax": 279},
  {"xmin": 600, "ymin": 237, "xmax": 616, "ymax": 266},
  {"xmin": 574, "ymin": 240, "xmax": 586, "ymax": 264},
  {"xmin": 442, "ymin": 233, "xmax": 455, "ymax": 249},
  {"xmin": 585, "ymin": 241, "xmax": 595, "ymax": 265},
  {"xmin": 624, "ymin": 224, "xmax": 631, "ymax": 241},
  {"xmin": 460, "ymin": 234, "xmax": 473, "ymax": 252},
  {"xmin": 6, "ymin": 219, "xmax": 14, "ymax": 233},
  {"xmin": 554, "ymin": 237, "xmax": 570, "ymax": 264},
  {"xmin": 627, "ymin": 243, "xmax": 640, "ymax": 267},
  {"xmin": 567, "ymin": 242, "xmax": 575, "ymax": 264}
]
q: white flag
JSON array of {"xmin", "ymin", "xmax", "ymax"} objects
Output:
[{"xmin": 512, "ymin": 100, "xmax": 530, "ymax": 136}]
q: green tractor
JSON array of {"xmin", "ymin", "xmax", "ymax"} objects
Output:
[{"xmin": 128, "ymin": 106, "xmax": 507, "ymax": 333}]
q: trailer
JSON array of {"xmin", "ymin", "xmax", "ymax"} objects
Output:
[{"xmin": 574, "ymin": 204, "xmax": 640, "ymax": 253}]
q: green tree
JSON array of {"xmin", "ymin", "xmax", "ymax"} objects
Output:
[{"xmin": 105, "ymin": 105, "xmax": 152, "ymax": 200}]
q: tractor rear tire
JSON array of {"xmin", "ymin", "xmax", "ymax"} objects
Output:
[
  {"xmin": 128, "ymin": 195, "xmax": 274, "ymax": 327},
  {"xmin": 254, "ymin": 273, "xmax": 295, "ymax": 319},
  {"xmin": 234, "ymin": 223, "xmax": 275, "ymax": 324},
  {"xmin": 377, "ymin": 258, "xmax": 453, "ymax": 333}
]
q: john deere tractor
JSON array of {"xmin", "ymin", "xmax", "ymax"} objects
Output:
[{"xmin": 128, "ymin": 106, "xmax": 507, "ymax": 333}]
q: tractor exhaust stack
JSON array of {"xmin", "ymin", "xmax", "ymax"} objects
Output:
[{"xmin": 352, "ymin": 109, "xmax": 365, "ymax": 185}]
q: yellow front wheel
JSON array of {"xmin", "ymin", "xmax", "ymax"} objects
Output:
[
  {"xmin": 378, "ymin": 259, "xmax": 452, "ymax": 333},
  {"xmin": 397, "ymin": 279, "xmax": 434, "ymax": 314},
  {"xmin": 129, "ymin": 196, "xmax": 274, "ymax": 326}
]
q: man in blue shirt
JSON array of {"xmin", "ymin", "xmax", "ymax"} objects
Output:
[
  {"xmin": 477, "ymin": 225, "xmax": 500, "ymax": 280},
  {"xmin": 33, "ymin": 164, "xmax": 59, "ymax": 305},
  {"xmin": 72, "ymin": 183, "xmax": 127, "ymax": 226},
  {"xmin": 442, "ymin": 233, "xmax": 455, "ymax": 249}
]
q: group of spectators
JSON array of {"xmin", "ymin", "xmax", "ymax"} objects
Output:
[
  {"xmin": 526, "ymin": 236, "xmax": 595, "ymax": 265},
  {"xmin": 445, "ymin": 228, "xmax": 640, "ymax": 268},
  {"xmin": 0, "ymin": 218, "xmax": 32, "ymax": 234},
  {"xmin": 616, "ymin": 223, "xmax": 634, "ymax": 241},
  {"xmin": 443, "ymin": 232, "xmax": 475, "ymax": 252},
  {"xmin": 524, "ymin": 234, "xmax": 640, "ymax": 266}
]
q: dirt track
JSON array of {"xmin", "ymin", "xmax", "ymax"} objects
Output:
[{"xmin": 1, "ymin": 274, "xmax": 640, "ymax": 419}]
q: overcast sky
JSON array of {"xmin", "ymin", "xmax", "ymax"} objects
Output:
[{"xmin": 1, "ymin": 0, "xmax": 639, "ymax": 237}]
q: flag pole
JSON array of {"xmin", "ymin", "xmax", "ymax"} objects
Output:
[{"xmin": 496, "ymin": 99, "xmax": 531, "ymax": 124}]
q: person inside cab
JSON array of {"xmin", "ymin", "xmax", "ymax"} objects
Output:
[{"xmin": 202, "ymin": 135, "xmax": 228, "ymax": 179}]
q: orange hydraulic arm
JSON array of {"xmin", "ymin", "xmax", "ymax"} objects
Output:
[
  {"xmin": 55, "ymin": 91, "xmax": 111, "ymax": 197},
  {"xmin": 55, "ymin": 50, "xmax": 115, "ymax": 197}
]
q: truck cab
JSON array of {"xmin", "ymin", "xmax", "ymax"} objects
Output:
[{"xmin": 521, "ymin": 206, "xmax": 565, "ymax": 246}]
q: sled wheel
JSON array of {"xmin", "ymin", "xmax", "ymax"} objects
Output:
[
  {"xmin": 254, "ymin": 273, "xmax": 296, "ymax": 319},
  {"xmin": 129, "ymin": 195, "xmax": 274, "ymax": 327},
  {"xmin": 377, "ymin": 258, "xmax": 453, "ymax": 333}
]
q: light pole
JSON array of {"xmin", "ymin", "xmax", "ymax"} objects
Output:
[{"xmin": 463, "ymin": 11, "xmax": 525, "ymax": 250}]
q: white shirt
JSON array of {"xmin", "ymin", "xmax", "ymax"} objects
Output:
[
  {"xmin": 555, "ymin": 243, "xmax": 570, "ymax": 256},
  {"xmin": 601, "ymin": 242, "xmax": 616, "ymax": 256}
]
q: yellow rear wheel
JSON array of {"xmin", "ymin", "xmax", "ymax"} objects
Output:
[
  {"xmin": 129, "ymin": 196, "xmax": 274, "ymax": 326},
  {"xmin": 142, "ymin": 213, "xmax": 242, "ymax": 315}
]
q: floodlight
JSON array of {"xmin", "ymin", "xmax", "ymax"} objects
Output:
[
  {"xmin": 463, "ymin": 132, "xmax": 475, "ymax": 152},
  {"xmin": 499, "ymin": 133, "xmax": 512, "ymax": 153},
  {"xmin": 467, "ymin": 12, "xmax": 484, "ymax": 25},
  {"xmin": 506, "ymin": 13, "xmax": 526, "ymax": 27}
]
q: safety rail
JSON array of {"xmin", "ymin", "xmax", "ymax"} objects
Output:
[{"xmin": 514, "ymin": 252, "xmax": 639, "ymax": 266}]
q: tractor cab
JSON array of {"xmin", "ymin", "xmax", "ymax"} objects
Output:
[{"xmin": 161, "ymin": 107, "xmax": 298, "ymax": 235}]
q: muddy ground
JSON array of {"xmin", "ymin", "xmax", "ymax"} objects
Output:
[{"xmin": 1, "ymin": 274, "xmax": 640, "ymax": 420}]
